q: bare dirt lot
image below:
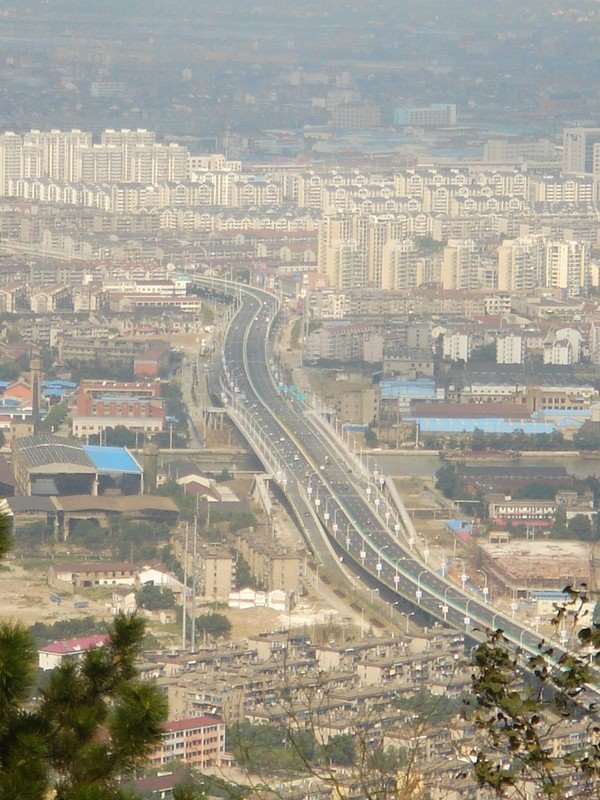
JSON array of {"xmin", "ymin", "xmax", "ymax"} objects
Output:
[{"xmin": 0, "ymin": 559, "xmax": 111, "ymax": 626}]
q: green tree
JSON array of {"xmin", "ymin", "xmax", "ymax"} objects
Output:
[
  {"xmin": 135, "ymin": 585, "xmax": 175, "ymax": 611},
  {"xmin": 235, "ymin": 554, "xmax": 257, "ymax": 589},
  {"xmin": 194, "ymin": 612, "xmax": 231, "ymax": 639},
  {"xmin": 30, "ymin": 616, "xmax": 106, "ymax": 648},
  {"xmin": 40, "ymin": 402, "xmax": 69, "ymax": 433},
  {"xmin": 105, "ymin": 425, "xmax": 137, "ymax": 448},
  {"xmin": 0, "ymin": 515, "xmax": 168, "ymax": 800},
  {"xmin": 435, "ymin": 463, "xmax": 468, "ymax": 500},
  {"xmin": 200, "ymin": 304, "xmax": 215, "ymax": 325},
  {"xmin": 567, "ymin": 513, "xmax": 594, "ymax": 541},
  {"xmin": 550, "ymin": 508, "xmax": 568, "ymax": 538},
  {"xmin": 469, "ymin": 592, "xmax": 600, "ymax": 798},
  {"xmin": 471, "ymin": 428, "xmax": 487, "ymax": 452},
  {"xmin": 322, "ymin": 733, "xmax": 356, "ymax": 766},
  {"xmin": 0, "ymin": 362, "xmax": 20, "ymax": 381},
  {"xmin": 573, "ymin": 422, "xmax": 600, "ymax": 451},
  {"xmin": 513, "ymin": 481, "xmax": 557, "ymax": 500},
  {"xmin": 173, "ymin": 784, "xmax": 206, "ymax": 800},
  {"xmin": 470, "ymin": 343, "xmax": 497, "ymax": 363},
  {"xmin": 363, "ymin": 426, "xmax": 378, "ymax": 447},
  {"xmin": 5, "ymin": 326, "xmax": 22, "ymax": 343}
]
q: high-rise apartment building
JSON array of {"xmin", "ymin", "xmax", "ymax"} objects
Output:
[
  {"xmin": 544, "ymin": 240, "xmax": 590, "ymax": 294},
  {"xmin": 381, "ymin": 238, "xmax": 420, "ymax": 290},
  {"xmin": 318, "ymin": 212, "xmax": 367, "ymax": 288},
  {"xmin": 75, "ymin": 144, "xmax": 125, "ymax": 183},
  {"xmin": 23, "ymin": 129, "xmax": 92, "ymax": 182},
  {"xmin": 126, "ymin": 143, "xmax": 188, "ymax": 184},
  {"xmin": 367, "ymin": 215, "xmax": 408, "ymax": 286},
  {"xmin": 441, "ymin": 240, "xmax": 481, "ymax": 290},
  {"xmin": 497, "ymin": 237, "xmax": 545, "ymax": 291},
  {"xmin": 319, "ymin": 212, "xmax": 412, "ymax": 289},
  {"xmin": 562, "ymin": 127, "xmax": 600, "ymax": 174},
  {"xmin": 0, "ymin": 132, "xmax": 22, "ymax": 194}
]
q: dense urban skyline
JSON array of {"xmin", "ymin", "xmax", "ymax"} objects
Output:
[{"xmin": 1, "ymin": 3, "xmax": 600, "ymax": 800}]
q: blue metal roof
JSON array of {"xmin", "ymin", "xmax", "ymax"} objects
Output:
[
  {"xmin": 42, "ymin": 380, "xmax": 77, "ymax": 389},
  {"xmin": 380, "ymin": 379, "xmax": 437, "ymax": 400},
  {"xmin": 445, "ymin": 519, "xmax": 474, "ymax": 533},
  {"xmin": 83, "ymin": 445, "xmax": 143, "ymax": 475},
  {"xmin": 408, "ymin": 417, "xmax": 556, "ymax": 435}
]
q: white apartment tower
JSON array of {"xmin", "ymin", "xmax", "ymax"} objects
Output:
[
  {"xmin": 441, "ymin": 240, "xmax": 480, "ymax": 290},
  {"xmin": 23, "ymin": 129, "xmax": 92, "ymax": 182},
  {"xmin": 497, "ymin": 237, "xmax": 545, "ymax": 291},
  {"xmin": 443, "ymin": 332, "xmax": 472, "ymax": 362},
  {"xmin": 496, "ymin": 334, "xmax": 524, "ymax": 365},
  {"xmin": 544, "ymin": 240, "xmax": 590, "ymax": 294},
  {"xmin": 0, "ymin": 132, "xmax": 22, "ymax": 194},
  {"xmin": 382, "ymin": 238, "xmax": 420, "ymax": 290},
  {"xmin": 318, "ymin": 213, "xmax": 368, "ymax": 288},
  {"xmin": 367, "ymin": 215, "xmax": 408, "ymax": 286}
]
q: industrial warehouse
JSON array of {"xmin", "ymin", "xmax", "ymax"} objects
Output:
[
  {"xmin": 4, "ymin": 434, "xmax": 178, "ymax": 538},
  {"xmin": 11, "ymin": 434, "xmax": 144, "ymax": 496}
]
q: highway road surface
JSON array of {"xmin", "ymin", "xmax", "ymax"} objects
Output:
[{"xmin": 193, "ymin": 276, "xmax": 584, "ymax": 670}]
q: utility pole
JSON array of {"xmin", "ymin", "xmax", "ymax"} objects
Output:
[
  {"xmin": 182, "ymin": 522, "xmax": 189, "ymax": 650},
  {"xmin": 191, "ymin": 516, "xmax": 198, "ymax": 652}
]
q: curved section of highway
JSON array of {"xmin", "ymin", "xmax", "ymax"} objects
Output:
[{"xmin": 195, "ymin": 276, "xmax": 568, "ymax": 662}]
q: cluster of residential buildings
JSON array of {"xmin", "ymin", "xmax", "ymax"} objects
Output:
[
  {"xmin": 0, "ymin": 128, "xmax": 599, "ymax": 299},
  {"xmin": 301, "ymin": 310, "xmax": 600, "ymax": 437},
  {"xmin": 46, "ymin": 625, "xmax": 594, "ymax": 797}
]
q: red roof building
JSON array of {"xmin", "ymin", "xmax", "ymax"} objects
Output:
[{"xmin": 38, "ymin": 633, "xmax": 110, "ymax": 671}]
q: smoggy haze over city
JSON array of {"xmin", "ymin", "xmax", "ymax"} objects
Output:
[
  {"xmin": 3, "ymin": 2, "xmax": 600, "ymax": 799},
  {"xmin": 1, "ymin": 1, "xmax": 599, "ymax": 140}
]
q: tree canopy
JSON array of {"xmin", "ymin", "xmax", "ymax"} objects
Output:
[
  {"xmin": 0, "ymin": 515, "xmax": 168, "ymax": 800},
  {"xmin": 470, "ymin": 588, "xmax": 600, "ymax": 798}
]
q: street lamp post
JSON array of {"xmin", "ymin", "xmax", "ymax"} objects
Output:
[
  {"xmin": 416, "ymin": 570, "xmax": 427, "ymax": 604},
  {"xmin": 416, "ymin": 533, "xmax": 429, "ymax": 563},
  {"xmin": 401, "ymin": 611, "xmax": 415, "ymax": 635},
  {"xmin": 435, "ymin": 544, "xmax": 447, "ymax": 576},
  {"xmin": 458, "ymin": 558, "xmax": 468, "ymax": 590},
  {"xmin": 477, "ymin": 569, "xmax": 490, "ymax": 603},
  {"xmin": 376, "ymin": 545, "xmax": 388, "ymax": 576},
  {"xmin": 393, "ymin": 557, "xmax": 406, "ymax": 589},
  {"xmin": 360, "ymin": 536, "xmax": 367, "ymax": 565},
  {"xmin": 464, "ymin": 598, "xmax": 472, "ymax": 628},
  {"xmin": 441, "ymin": 585, "xmax": 453, "ymax": 620}
]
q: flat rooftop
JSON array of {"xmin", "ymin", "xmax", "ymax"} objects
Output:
[{"xmin": 83, "ymin": 445, "xmax": 142, "ymax": 475}]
